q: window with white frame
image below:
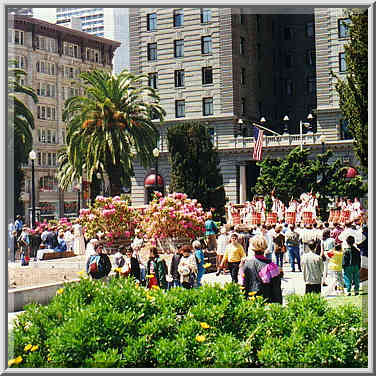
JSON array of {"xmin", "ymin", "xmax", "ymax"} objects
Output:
[
  {"xmin": 85, "ymin": 47, "xmax": 100, "ymax": 63},
  {"xmin": 36, "ymin": 36, "xmax": 57, "ymax": 52},
  {"xmin": 39, "ymin": 175, "xmax": 58, "ymax": 190},
  {"xmin": 147, "ymin": 13, "xmax": 157, "ymax": 31},
  {"xmin": 201, "ymin": 8, "xmax": 211, "ymax": 23},
  {"xmin": 37, "ymin": 82, "xmax": 56, "ymax": 98},
  {"xmin": 338, "ymin": 18, "xmax": 351, "ymax": 38},
  {"xmin": 203, "ymin": 97, "xmax": 213, "ymax": 116},
  {"xmin": 15, "ymin": 56, "xmax": 26, "ymax": 69},
  {"xmin": 175, "ymin": 100, "xmax": 185, "ymax": 118},
  {"xmin": 37, "ymin": 105, "xmax": 56, "ymax": 120},
  {"xmin": 339, "ymin": 52, "xmax": 347, "ymax": 72},
  {"xmin": 173, "ymin": 9, "xmax": 184, "ymax": 27},
  {"xmin": 36, "ymin": 61, "xmax": 56, "ymax": 75},
  {"xmin": 9, "ymin": 30, "xmax": 24, "ymax": 45},
  {"xmin": 201, "ymin": 36, "xmax": 212, "ymax": 54},
  {"xmin": 63, "ymin": 41, "xmax": 81, "ymax": 58}
]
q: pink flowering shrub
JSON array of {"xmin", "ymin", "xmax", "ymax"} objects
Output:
[
  {"xmin": 139, "ymin": 192, "xmax": 206, "ymax": 241},
  {"xmin": 77, "ymin": 196, "xmax": 141, "ymax": 243}
]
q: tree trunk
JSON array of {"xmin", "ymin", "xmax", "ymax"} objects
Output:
[{"xmin": 107, "ymin": 164, "xmax": 122, "ymax": 196}]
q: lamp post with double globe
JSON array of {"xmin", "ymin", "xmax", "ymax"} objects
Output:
[{"xmin": 29, "ymin": 150, "xmax": 36, "ymax": 229}]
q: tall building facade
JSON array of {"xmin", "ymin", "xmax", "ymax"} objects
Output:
[
  {"xmin": 129, "ymin": 7, "xmax": 354, "ymax": 206},
  {"xmin": 55, "ymin": 8, "xmax": 130, "ymax": 73},
  {"xmin": 9, "ymin": 15, "xmax": 120, "ymax": 222},
  {"xmin": 314, "ymin": 8, "xmax": 356, "ymax": 156}
]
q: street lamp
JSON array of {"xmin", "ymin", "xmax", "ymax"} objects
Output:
[
  {"xmin": 319, "ymin": 134, "xmax": 326, "ymax": 154},
  {"xmin": 283, "ymin": 115, "xmax": 289, "ymax": 135},
  {"xmin": 75, "ymin": 181, "xmax": 81, "ymax": 216},
  {"xmin": 260, "ymin": 117, "xmax": 266, "ymax": 124},
  {"xmin": 299, "ymin": 113, "xmax": 313, "ymax": 151},
  {"xmin": 29, "ymin": 150, "xmax": 36, "ymax": 229},
  {"xmin": 152, "ymin": 147, "xmax": 160, "ymax": 194}
]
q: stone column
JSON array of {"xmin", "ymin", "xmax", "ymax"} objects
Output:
[{"xmin": 239, "ymin": 163, "xmax": 247, "ymax": 204}]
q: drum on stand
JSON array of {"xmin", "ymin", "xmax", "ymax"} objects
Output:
[
  {"xmin": 340, "ymin": 209, "xmax": 351, "ymax": 224},
  {"xmin": 302, "ymin": 211, "xmax": 313, "ymax": 225},
  {"xmin": 249, "ymin": 212, "xmax": 261, "ymax": 225},
  {"xmin": 266, "ymin": 212, "xmax": 278, "ymax": 225},
  {"xmin": 286, "ymin": 211, "xmax": 296, "ymax": 225}
]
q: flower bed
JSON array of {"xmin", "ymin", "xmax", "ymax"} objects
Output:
[
  {"xmin": 8, "ymin": 278, "xmax": 367, "ymax": 368},
  {"xmin": 139, "ymin": 192, "xmax": 206, "ymax": 246},
  {"xmin": 77, "ymin": 196, "xmax": 141, "ymax": 247}
]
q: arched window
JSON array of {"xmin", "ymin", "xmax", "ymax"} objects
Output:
[{"xmin": 39, "ymin": 176, "xmax": 58, "ymax": 192}]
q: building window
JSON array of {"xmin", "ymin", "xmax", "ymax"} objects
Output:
[
  {"xmin": 241, "ymin": 97, "xmax": 246, "ymax": 115},
  {"xmin": 338, "ymin": 18, "xmax": 351, "ymax": 38},
  {"xmin": 241, "ymin": 67, "xmax": 246, "ymax": 85},
  {"xmin": 174, "ymin": 39, "xmax": 184, "ymax": 58},
  {"xmin": 256, "ymin": 14, "xmax": 261, "ymax": 32},
  {"xmin": 203, "ymin": 97, "xmax": 213, "ymax": 116},
  {"xmin": 174, "ymin": 70, "xmax": 185, "ymax": 87},
  {"xmin": 307, "ymin": 77, "xmax": 316, "ymax": 93},
  {"xmin": 286, "ymin": 79, "xmax": 293, "ymax": 95},
  {"xmin": 14, "ymin": 30, "xmax": 24, "ymax": 45},
  {"xmin": 256, "ymin": 43, "xmax": 261, "ymax": 61},
  {"xmin": 306, "ymin": 49, "xmax": 315, "ymax": 65},
  {"xmin": 202, "ymin": 66, "xmax": 213, "ymax": 85},
  {"xmin": 339, "ymin": 52, "xmax": 347, "ymax": 72},
  {"xmin": 240, "ymin": 37, "xmax": 245, "ymax": 55},
  {"xmin": 306, "ymin": 22, "xmax": 314, "ymax": 37},
  {"xmin": 39, "ymin": 176, "xmax": 58, "ymax": 191},
  {"xmin": 284, "ymin": 27, "xmax": 293, "ymax": 40},
  {"xmin": 175, "ymin": 100, "xmax": 185, "ymax": 118},
  {"xmin": 201, "ymin": 36, "xmax": 212, "ymax": 54},
  {"xmin": 148, "ymin": 73, "xmax": 158, "ymax": 89},
  {"xmin": 147, "ymin": 13, "xmax": 157, "ymax": 31},
  {"xmin": 150, "ymin": 108, "xmax": 159, "ymax": 120},
  {"xmin": 285, "ymin": 53, "xmax": 294, "ymax": 68},
  {"xmin": 147, "ymin": 43, "xmax": 157, "ymax": 61},
  {"xmin": 173, "ymin": 9, "xmax": 184, "ymax": 27},
  {"xmin": 340, "ymin": 119, "xmax": 352, "ymax": 140},
  {"xmin": 201, "ymin": 8, "xmax": 211, "ymax": 23},
  {"xmin": 208, "ymin": 127, "xmax": 215, "ymax": 144},
  {"xmin": 15, "ymin": 56, "xmax": 25, "ymax": 69}
]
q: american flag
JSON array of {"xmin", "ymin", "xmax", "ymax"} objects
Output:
[{"xmin": 253, "ymin": 126, "xmax": 264, "ymax": 160}]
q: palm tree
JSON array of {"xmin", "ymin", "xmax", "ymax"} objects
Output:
[
  {"xmin": 61, "ymin": 69, "xmax": 165, "ymax": 196},
  {"xmin": 8, "ymin": 59, "xmax": 38, "ymax": 216}
]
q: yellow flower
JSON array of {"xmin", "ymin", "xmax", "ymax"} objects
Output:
[
  {"xmin": 195, "ymin": 335, "xmax": 206, "ymax": 342},
  {"xmin": 31, "ymin": 345, "xmax": 39, "ymax": 352},
  {"xmin": 146, "ymin": 294, "xmax": 154, "ymax": 301},
  {"xmin": 8, "ymin": 359, "xmax": 16, "ymax": 367},
  {"xmin": 114, "ymin": 267, "xmax": 122, "ymax": 273},
  {"xmin": 14, "ymin": 356, "xmax": 23, "ymax": 364},
  {"xmin": 56, "ymin": 288, "xmax": 64, "ymax": 295},
  {"xmin": 248, "ymin": 291, "xmax": 257, "ymax": 296},
  {"xmin": 77, "ymin": 270, "xmax": 85, "ymax": 276},
  {"xmin": 47, "ymin": 355, "xmax": 52, "ymax": 362},
  {"xmin": 249, "ymin": 296, "xmax": 256, "ymax": 301},
  {"xmin": 200, "ymin": 322, "xmax": 210, "ymax": 329},
  {"xmin": 239, "ymin": 286, "xmax": 245, "ymax": 290},
  {"xmin": 203, "ymin": 263, "xmax": 211, "ymax": 269},
  {"xmin": 146, "ymin": 274, "xmax": 155, "ymax": 278},
  {"xmin": 24, "ymin": 344, "xmax": 32, "ymax": 352},
  {"xmin": 151, "ymin": 285, "xmax": 160, "ymax": 290}
]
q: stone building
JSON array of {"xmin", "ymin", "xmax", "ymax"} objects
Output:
[
  {"xmin": 8, "ymin": 15, "xmax": 120, "ymax": 222},
  {"xmin": 128, "ymin": 7, "xmax": 356, "ymax": 206}
]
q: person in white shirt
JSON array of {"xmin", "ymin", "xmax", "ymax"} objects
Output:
[
  {"xmin": 338, "ymin": 222, "xmax": 365, "ymax": 249},
  {"xmin": 64, "ymin": 228, "xmax": 74, "ymax": 251},
  {"xmin": 216, "ymin": 227, "xmax": 228, "ymax": 275}
]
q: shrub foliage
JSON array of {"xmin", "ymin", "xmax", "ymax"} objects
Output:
[{"xmin": 9, "ymin": 278, "xmax": 367, "ymax": 368}]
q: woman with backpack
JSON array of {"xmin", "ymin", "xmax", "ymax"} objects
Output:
[
  {"xmin": 177, "ymin": 245, "xmax": 198, "ymax": 289},
  {"xmin": 86, "ymin": 243, "xmax": 112, "ymax": 280},
  {"xmin": 243, "ymin": 235, "xmax": 282, "ymax": 304},
  {"xmin": 147, "ymin": 247, "xmax": 168, "ymax": 289}
]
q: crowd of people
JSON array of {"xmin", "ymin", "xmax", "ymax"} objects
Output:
[
  {"xmin": 9, "ymin": 203, "xmax": 368, "ymax": 303},
  {"xmin": 8, "ymin": 217, "xmax": 87, "ymax": 264}
]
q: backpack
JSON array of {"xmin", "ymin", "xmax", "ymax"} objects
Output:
[
  {"xmin": 258, "ymin": 262, "xmax": 280, "ymax": 284},
  {"xmin": 88, "ymin": 255, "xmax": 104, "ymax": 276}
]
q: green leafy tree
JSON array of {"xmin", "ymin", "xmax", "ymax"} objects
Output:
[
  {"xmin": 167, "ymin": 121, "xmax": 226, "ymax": 220},
  {"xmin": 8, "ymin": 60, "xmax": 38, "ymax": 216},
  {"xmin": 253, "ymin": 147, "xmax": 366, "ymax": 220},
  {"xmin": 334, "ymin": 9, "xmax": 368, "ymax": 174},
  {"xmin": 61, "ymin": 69, "xmax": 165, "ymax": 196}
]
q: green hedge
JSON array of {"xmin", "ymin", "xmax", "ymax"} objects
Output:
[{"xmin": 8, "ymin": 278, "xmax": 368, "ymax": 368}]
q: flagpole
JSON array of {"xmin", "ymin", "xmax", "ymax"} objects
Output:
[{"xmin": 251, "ymin": 122, "xmax": 280, "ymax": 136}]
